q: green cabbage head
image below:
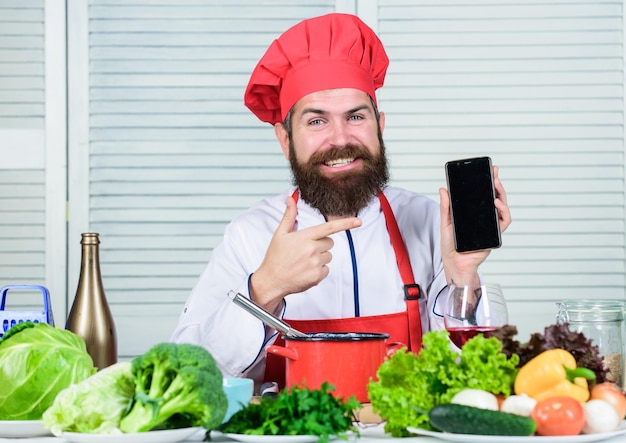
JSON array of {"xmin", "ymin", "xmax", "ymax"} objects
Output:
[{"xmin": 0, "ymin": 322, "xmax": 96, "ymax": 420}]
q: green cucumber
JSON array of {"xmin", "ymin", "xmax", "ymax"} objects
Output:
[{"xmin": 428, "ymin": 403, "xmax": 536, "ymax": 436}]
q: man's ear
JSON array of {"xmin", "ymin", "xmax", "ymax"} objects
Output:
[
  {"xmin": 274, "ymin": 123, "xmax": 290, "ymax": 159},
  {"xmin": 379, "ymin": 111, "xmax": 386, "ymax": 133}
]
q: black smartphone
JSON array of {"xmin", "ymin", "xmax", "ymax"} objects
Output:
[{"xmin": 445, "ymin": 156, "xmax": 501, "ymax": 252}]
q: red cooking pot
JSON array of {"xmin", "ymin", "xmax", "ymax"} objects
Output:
[{"xmin": 266, "ymin": 332, "xmax": 402, "ymax": 403}]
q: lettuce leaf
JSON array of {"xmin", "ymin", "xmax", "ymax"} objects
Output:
[
  {"xmin": 493, "ymin": 323, "xmax": 608, "ymax": 383},
  {"xmin": 367, "ymin": 330, "xmax": 519, "ymax": 437},
  {"xmin": 42, "ymin": 362, "xmax": 134, "ymax": 435}
]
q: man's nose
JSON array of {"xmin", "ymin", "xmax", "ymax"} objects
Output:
[{"xmin": 328, "ymin": 120, "xmax": 350, "ymax": 146}]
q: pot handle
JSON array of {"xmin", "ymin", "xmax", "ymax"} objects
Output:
[
  {"xmin": 266, "ymin": 345, "xmax": 299, "ymax": 361},
  {"xmin": 385, "ymin": 341, "xmax": 407, "ymax": 357}
]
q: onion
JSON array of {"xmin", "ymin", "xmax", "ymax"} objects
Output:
[
  {"xmin": 500, "ymin": 394, "xmax": 537, "ymax": 417},
  {"xmin": 451, "ymin": 388, "xmax": 499, "ymax": 410},
  {"xmin": 583, "ymin": 399, "xmax": 621, "ymax": 434},
  {"xmin": 590, "ymin": 382, "xmax": 626, "ymax": 419}
]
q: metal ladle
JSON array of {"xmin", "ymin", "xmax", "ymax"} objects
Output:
[{"xmin": 228, "ymin": 290, "xmax": 307, "ymax": 338}]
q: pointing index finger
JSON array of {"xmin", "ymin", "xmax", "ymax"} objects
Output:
[{"xmin": 307, "ymin": 217, "xmax": 362, "ymax": 240}]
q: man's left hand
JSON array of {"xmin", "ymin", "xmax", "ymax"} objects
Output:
[{"xmin": 439, "ymin": 165, "xmax": 512, "ymax": 285}]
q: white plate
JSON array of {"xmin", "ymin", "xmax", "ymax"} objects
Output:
[
  {"xmin": 62, "ymin": 427, "xmax": 204, "ymax": 443},
  {"xmin": 0, "ymin": 419, "xmax": 51, "ymax": 438},
  {"xmin": 223, "ymin": 434, "xmax": 323, "ymax": 443},
  {"xmin": 407, "ymin": 424, "xmax": 626, "ymax": 443}
]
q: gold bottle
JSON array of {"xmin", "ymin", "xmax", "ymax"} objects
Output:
[{"xmin": 66, "ymin": 233, "xmax": 118, "ymax": 369}]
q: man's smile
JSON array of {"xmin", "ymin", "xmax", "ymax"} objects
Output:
[{"xmin": 324, "ymin": 157, "xmax": 356, "ymax": 167}]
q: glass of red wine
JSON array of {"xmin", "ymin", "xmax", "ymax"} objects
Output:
[{"xmin": 444, "ymin": 282, "xmax": 508, "ymax": 348}]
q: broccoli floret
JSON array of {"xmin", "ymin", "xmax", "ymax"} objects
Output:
[{"xmin": 119, "ymin": 342, "xmax": 227, "ymax": 433}]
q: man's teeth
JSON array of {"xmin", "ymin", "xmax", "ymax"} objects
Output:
[{"xmin": 325, "ymin": 158, "xmax": 355, "ymax": 167}]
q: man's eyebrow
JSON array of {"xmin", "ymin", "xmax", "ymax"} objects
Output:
[
  {"xmin": 300, "ymin": 104, "xmax": 372, "ymax": 117},
  {"xmin": 346, "ymin": 104, "xmax": 371, "ymax": 115},
  {"xmin": 300, "ymin": 107, "xmax": 327, "ymax": 116}
]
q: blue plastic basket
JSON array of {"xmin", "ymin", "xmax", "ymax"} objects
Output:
[{"xmin": 0, "ymin": 285, "xmax": 54, "ymax": 338}]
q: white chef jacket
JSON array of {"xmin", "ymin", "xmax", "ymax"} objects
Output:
[{"xmin": 170, "ymin": 186, "xmax": 448, "ymax": 383}]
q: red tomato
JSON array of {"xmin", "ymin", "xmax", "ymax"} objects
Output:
[
  {"xmin": 531, "ymin": 396, "xmax": 586, "ymax": 436},
  {"xmin": 590, "ymin": 382, "xmax": 626, "ymax": 419}
]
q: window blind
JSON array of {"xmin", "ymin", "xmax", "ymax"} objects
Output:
[
  {"xmin": 376, "ymin": 0, "xmax": 624, "ymax": 338},
  {"xmin": 0, "ymin": 0, "xmax": 46, "ymax": 312},
  {"xmin": 87, "ymin": 0, "xmax": 336, "ymax": 357}
]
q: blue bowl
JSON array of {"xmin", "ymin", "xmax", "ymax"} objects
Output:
[{"xmin": 222, "ymin": 377, "xmax": 253, "ymax": 423}]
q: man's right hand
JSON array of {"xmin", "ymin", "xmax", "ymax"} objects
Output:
[{"xmin": 249, "ymin": 196, "xmax": 362, "ymax": 312}]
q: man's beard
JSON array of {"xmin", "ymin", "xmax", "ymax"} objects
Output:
[{"xmin": 288, "ymin": 133, "xmax": 389, "ymax": 217}]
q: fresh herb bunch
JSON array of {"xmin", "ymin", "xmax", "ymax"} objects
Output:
[{"xmin": 216, "ymin": 382, "xmax": 360, "ymax": 443}]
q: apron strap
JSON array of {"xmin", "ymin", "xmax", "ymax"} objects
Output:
[
  {"xmin": 377, "ymin": 190, "xmax": 423, "ymax": 353},
  {"xmin": 291, "ymin": 189, "xmax": 423, "ymax": 352}
]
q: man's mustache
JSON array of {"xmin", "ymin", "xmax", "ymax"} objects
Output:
[{"xmin": 309, "ymin": 145, "xmax": 373, "ymax": 164}]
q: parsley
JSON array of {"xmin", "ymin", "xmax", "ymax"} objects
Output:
[{"xmin": 216, "ymin": 382, "xmax": 360, "ymax": 443}]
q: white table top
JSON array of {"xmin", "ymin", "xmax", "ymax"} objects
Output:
[{"xmin": 2, "ymin": 423, "xmax": 626, "ymax": 443}]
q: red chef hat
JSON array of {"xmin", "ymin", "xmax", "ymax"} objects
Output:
[{"xmin": 244, "ymin": 13, "xmax": 389, "ymax": 125}]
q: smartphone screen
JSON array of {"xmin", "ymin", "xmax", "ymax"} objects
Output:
[{"xmin": 445, "ymin": 156, "xmax": 501, "ymax": 252}]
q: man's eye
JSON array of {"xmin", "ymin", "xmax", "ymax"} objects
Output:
[
  {"xmin": 349, "ymin": 114, "xmax": 363, "ymax": 121},
  {"xmin": 309, "ymin": 118, "xmax": 324, "ymax": 126}
]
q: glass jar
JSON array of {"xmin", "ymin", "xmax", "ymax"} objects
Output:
[{"xmin": 556, "ymin": 300, "xmax": 625, "ymax": 388}]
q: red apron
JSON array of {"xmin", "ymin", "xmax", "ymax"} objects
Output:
[{"xmin": 264, "ymin": 190, "xmax": 423, "ymax": 387}]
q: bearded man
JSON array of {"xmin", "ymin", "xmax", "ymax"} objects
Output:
[{"xmin": 171, "ymin": 13, "xmax": 511, "ymax": 392}]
